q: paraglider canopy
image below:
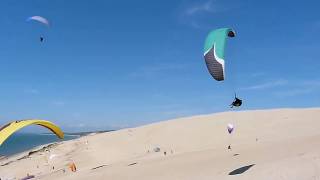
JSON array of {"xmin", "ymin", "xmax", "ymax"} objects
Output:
[
  {"xmin": 204, "ymin": 28, "xmax": 236, "ymax": 81},
  {"xmin": 0, "ymin": 119, "xmax": 64, "ymax": 146},
  {"xmin": 27, "ymin": 16, "xmax": 50, "ymax": 42},
  {"xmin": 227, "ymin": 123, "xmax": 234, "ymax": 134},
  {"xmin": 27, "ymin": 16, "xmax": 50, "ymax": 26}
]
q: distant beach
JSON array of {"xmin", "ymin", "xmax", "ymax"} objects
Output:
[
  {"xmin": 0, "ymin": 133, "xmax": 78, "ymax": 156},
  {"xmin": 0, "ymin": 130, "xmax": 114, "ymax": 157}
]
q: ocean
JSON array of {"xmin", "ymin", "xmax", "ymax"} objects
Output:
[{"xmin": 0, "ymin": 133, "xmax": 79, "ymax": 156}]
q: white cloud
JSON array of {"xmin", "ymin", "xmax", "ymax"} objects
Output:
[
  {"xmin": 302, "ymin": 80, "xmax": 320, "ymax": 87},
  {"xmin": 52, "ymin": 101, "xmax": 66, "ymax": 106},
  {"xmin": 250, "ymin": 72, "xmax": 266, "ymax": 78},
  {"xmin": 241, "ymin": 79, "xmax": 288, "ymax": 90},
  {"xmin": 24, "ymin": 88, "xmax": 39, "ymax": 94},
  {"xmin": 274, "ymin": 88, "xmax": 314, "ymax": 97},
  {"xmin": 65, "ymin": 123, "xmax": 87, "ymax": 128},
  {"xmin": 71, "ymin": 112, "xmax": 81, "ymax": 118},
  {"xmin": 185, "ymin": 1, "xmax": 217, "ymax": 15},
  {"xmin": 64, "ymin": 122, "xmax": 124, "ymax": 131},
  {"xmin": 179, "ymin": 0, "xmax": 232, "ymax": 29},
  {"xmin": 274, "ymin": 79, "xmax": 320, "ymax": 97},
  {"xmin": 162, "ymin": 109, "xmax": 200, "ymax": 117},
  {"xmin": 78, "ymin": 123, "xmax": 85, "ymax": 128},
  {"xmin": 313, "ymin": 20, "xmax": 320, "ymax": 30},
  {"xmin": 129, "ymin": 62, "xmax": 190, "ymax": 78}
]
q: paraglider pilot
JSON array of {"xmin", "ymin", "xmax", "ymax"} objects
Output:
[
  {"xmin": 230, "ymin": 94, "xmax": 242, "ymax": 108},
  {"xmin": 40, "ymin": 36, "xmax": 44, "ymax": 42}
]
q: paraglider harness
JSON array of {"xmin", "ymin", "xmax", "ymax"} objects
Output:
[{"xmin": 230, "ymin": 94, "xmax": 242, "ymax": 108}]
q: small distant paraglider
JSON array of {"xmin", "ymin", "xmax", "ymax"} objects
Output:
[
  {"xmin": 227, "ymin": 123, "xmax": 234, "ymax": 134},
  {"xmin": 27, "ymin": 16, "xmax": 50, "ymax": 42},
  {"xmin": 227, "ymin": 123, "xmax": 234, "ymax": 150}
]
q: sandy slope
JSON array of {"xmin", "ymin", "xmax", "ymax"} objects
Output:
[{"xmin": 1, "ymin": 108, "xmax": 320, "ymax": 180}]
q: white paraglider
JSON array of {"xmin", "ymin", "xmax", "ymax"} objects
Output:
[
  {"xmin": 27, "ymin": 16, "xmax": 50, "ymax": 42},
  {"xmin": 227, "ymin": 123, "xmax": 234, "ymax": 134},
  {"xmin": 27, "ymin": 16, "xmax": 50, "ymax": 26}
]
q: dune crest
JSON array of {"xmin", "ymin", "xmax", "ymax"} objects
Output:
[{"xmin": 1, "ymin": 108, "xmax": 320, "ymax": 180}]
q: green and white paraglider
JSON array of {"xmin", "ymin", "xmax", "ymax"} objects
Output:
[
  {"xmin": 203, "ymin": 28, "xmax": 235, "ymax": 81},
  {"xmin": 203, "ymin": 28, "xmax": 242, "ymax": 108}
]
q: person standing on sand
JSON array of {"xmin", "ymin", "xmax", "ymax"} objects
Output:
[{"xmin": 69, "ymin": 161, "xmax": 77, "ymax": 172}]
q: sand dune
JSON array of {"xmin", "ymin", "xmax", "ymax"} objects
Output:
[{"xmin": 1, "ymin": 108, "xmax": 320, "ymax": 180}]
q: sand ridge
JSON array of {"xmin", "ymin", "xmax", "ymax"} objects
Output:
[{"xmin": 1, "ymin": 108, "xmax": 320, "ymax": 180}]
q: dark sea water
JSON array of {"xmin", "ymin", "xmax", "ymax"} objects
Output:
[{"xmin": 0, "ymin": 133, "xmax": 78, "ymax": 156}]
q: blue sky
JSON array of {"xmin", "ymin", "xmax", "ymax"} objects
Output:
[{"xmin": 0, "ymin": 0, "xmax": 319, "ymax": 132}]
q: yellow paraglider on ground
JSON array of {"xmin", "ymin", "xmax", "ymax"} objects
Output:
[{"xmin": 0, "ymin": 119, "xmax": 64, "ymax": 146}]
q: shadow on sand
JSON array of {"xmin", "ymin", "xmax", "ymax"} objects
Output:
[{"xmin": 228, "ymin": 164, "xmax": 255, "ymax": 175}]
